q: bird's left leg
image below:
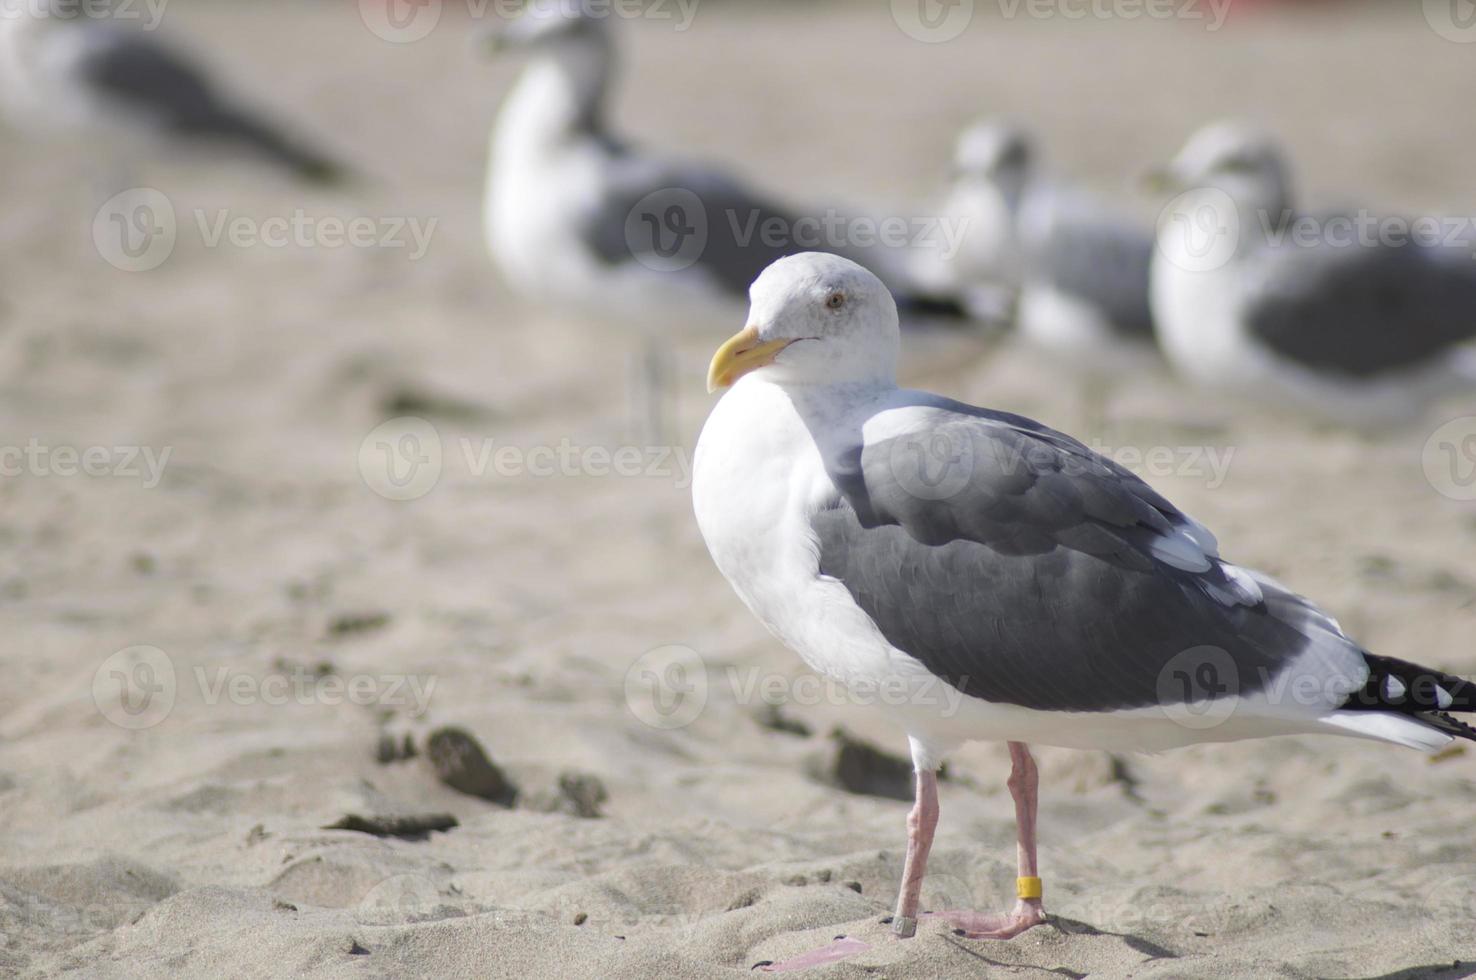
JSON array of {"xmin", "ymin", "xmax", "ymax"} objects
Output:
[
  {"xmin": 628, "ymin": 337, "xmax": 672, "ymax": 449},
  {"xmin": 921, "ymin": 740, "xmax": 1047, "ymax": 939},
  {"xmin": 1080, "ymin": 373, "xmax": 1111, "ymax": 439}
]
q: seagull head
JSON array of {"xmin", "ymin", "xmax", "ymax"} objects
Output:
[
  {"xmin": 1147, "ymin": 121, "xmax": 1293, "ymax": 211},
  {"xmin": 952, "ymin": 120, "xmax": 1034, "ymax": 188},
  {"xmin": 477, "ymin": 2, "xmax": 612, "ymax": 58},
  {"xmin": 707, "ymin": 253, "xmax": 900, "ymax": 393}
]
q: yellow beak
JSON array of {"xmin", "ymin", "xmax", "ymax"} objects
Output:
[{"xmin": 706, "ymin": 325, "xmax": 794, "ymax": 393}]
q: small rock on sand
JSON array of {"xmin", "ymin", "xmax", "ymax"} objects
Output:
[{"xmin": 425, "ymin": 727, "xmax": 518, "ymax": 806}]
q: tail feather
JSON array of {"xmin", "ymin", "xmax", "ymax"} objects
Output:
[{"xmin": 203, "ymin": 112, "xmax": 348, "ymax": 185}]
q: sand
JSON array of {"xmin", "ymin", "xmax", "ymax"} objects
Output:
[{"xmin": 2, "ymin": 1, "xmax": 1476, "ymax": 977}]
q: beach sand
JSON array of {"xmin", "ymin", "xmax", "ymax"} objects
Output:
[{"xmin": 2, "ymin": 2, "xmax": 1475, "ymax": 976}]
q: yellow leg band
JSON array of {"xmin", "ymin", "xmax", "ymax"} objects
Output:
[{"xmin": 1016, "ymin": 876, "xmax": 1042, "ymax": 900}]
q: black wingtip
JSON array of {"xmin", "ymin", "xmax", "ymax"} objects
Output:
[
  {"xmin": 1345, "ymin": 654, "xmax": 1476, "ymax": 716},
  {"xmin": 293, "ymin": 157, "xmax": 352, "ymax": 187}
]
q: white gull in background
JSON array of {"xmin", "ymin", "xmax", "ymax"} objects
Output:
[
  {"xmin": 693, "ymin": 252, "xmax": 1476, "ymax": 972},
  {"xmin": 921, "ymin": 120, "xmax": 1158, "ymax": 425},
  {"xmin": 478, "ymin": 5, "xmax": 977, "ymax": 438},
  {"xmin": 0, "ymin": 1, "xmax": 344, "ymax": 182},
  {"xmin": 1149, "ymin": 121, "xmax": 1476, "ymax": 427}
]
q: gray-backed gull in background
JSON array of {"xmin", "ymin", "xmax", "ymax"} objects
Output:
[
  {"xmin": 478, "ymin": 5, "xmax": 975, "ymax": 438},
  {"xmin": 922, "ymin": 120, "xmax": 1158, "ymax": 426},
  {"xmin": 693, "ymin": 251, "xmax": 1476, "ymax": 972},
  {"xmin": 0, "ymin": 2, "xmax": 343, "ymax": 182},
  {"xmin": 1149, "ymin": 121, "xmax": 1476, "ymax": 427}
]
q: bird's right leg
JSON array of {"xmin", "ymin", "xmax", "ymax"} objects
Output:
[{"xmin": 754, "ymin": 768, "xmax": 940, "ymax": 972}]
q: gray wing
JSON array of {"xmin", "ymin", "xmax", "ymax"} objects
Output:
[
  {"xmin": 1243, "ymin": 222, "xmax": 1476, "ymax": 377},
  {"xmin": 1021, "ymin": 189, "xmax": 1154, "ymax": 338},
  {"xmin": 582, "ymin": 154, "xmax": 809, "ymax": 300},
  {"xmin": 810, "ymin": 402, "xmax": 1342, "ymax": 712},
  {"xmin": 582, "ymin": 153, "xmax": 970, "ymax": 319},
  {"xmin": 73, "ymin": 27, "xmax": 342, "ymax": 181}
]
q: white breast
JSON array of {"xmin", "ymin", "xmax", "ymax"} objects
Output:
[{"xmin": 693, "ymin": 379, "xmax": 901, "ymax": 689}]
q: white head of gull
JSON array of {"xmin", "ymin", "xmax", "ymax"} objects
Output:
[
  {"xmin": 1149, "ymin": 120, "xmax": 1476, "ymax": 427},
  {"xmin": 693, "ymin": 251, "xmax": 1476, "ymax": 971},
  {"xmin": 478, "ymin": 5, "xmax": 977, "ymax": 444},
  {"xmin": 927, "ymin": 120, "xmax": 1157, "ymax": 425}
]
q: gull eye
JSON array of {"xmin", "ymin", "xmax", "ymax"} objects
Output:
[{"xmin": 825, "ymin": 292, "xmax": 846, "ymax": 311}]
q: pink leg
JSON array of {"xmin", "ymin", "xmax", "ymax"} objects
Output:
[
  {"xmin": 757, "ymin": 769, "xmax": 939, "ymax": 971},
  {"xmin": 921, "ymin": 741, "xmax": 1046, "ymax": 939},
  {"xmin": 756, "ymin": 745, "xmax": 1045, "ymax": 971},
  {"xmin": 891, "ymin": 769, "xmax": 940, "ymax": 937}
]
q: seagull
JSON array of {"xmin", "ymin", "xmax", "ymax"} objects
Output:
[
  {"xmin": 923, "ymin": 120, "xmax": 1158, "ymax": 426},
  {"xmin": 0, "ymin": 2, "xmax": 344, "ymax": 183},
  {"xmin": 1148, "ymin": 121, "xmax": 1476, "ymax": 427},
  {"xmin": 478, "ymin": 5, "xmax": 976, "ymax": 440},
  {"xmin": 693, "ymin": 251, "xmax": 1476, "ymax": 972}
]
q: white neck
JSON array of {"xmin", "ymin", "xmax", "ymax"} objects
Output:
[{"xmin": 491, "ymin": 42, "xmax": 614, "ymax": 167}]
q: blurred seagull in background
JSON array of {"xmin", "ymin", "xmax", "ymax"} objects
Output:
[
  {"xmin": 1148, "ymin": 121, "xmax": 1476, "ymax": 427},
  {"xmin": 922, "ymin": 120, "xmax": 1158, "ymax": 429},
  {"xmin": 477, "ymin": 3, "xmax": 979, "ymax": 441},
  {"xmin": 0, "ymin": 1, "xmax": 345, "ymax": 184},
  {"xmin": 695, "ymin": 251, "xmax": 1476, "ymax": 973}
]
